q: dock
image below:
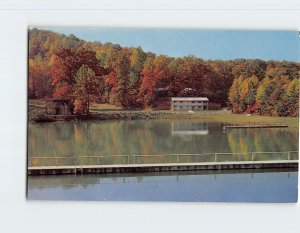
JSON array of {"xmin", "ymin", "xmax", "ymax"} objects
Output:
[
  {"xmin": 224, "ymin": 124, "xmax": 288, "ymax": 129},
  {"xmin": 28, "ymin": 151, "xmax": 299, "ymax": 175},
  {"xmin": 28, "ymin": 160, "xmax": 298, "ymax": 175}
]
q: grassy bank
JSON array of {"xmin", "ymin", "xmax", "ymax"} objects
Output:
[
  {"xmin": 206, "ymin": 114, "xmax": 299, "ymax": 129},
  {"xmin": 29, "ymin": 100, "xmax": 298, "ymax": 129},
  {"xmin": 88, "ymin": 110, "xmax": 298, "ymax": 129}
]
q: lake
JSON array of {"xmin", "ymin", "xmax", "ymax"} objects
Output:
[
  {"xmin": 27, "ymin": 168, "xmax": 298, "ymax": 202},
  {"xmin": 28, "ymin": 119, "xmax": 299, "ymax": 166},
  {"xmin": 27, "ymin": 119, "xmax": 298, "ymax": 202}
]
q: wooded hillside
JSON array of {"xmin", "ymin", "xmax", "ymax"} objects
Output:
[{"xmin": 28, "ymin": 28, "xmax": 300, "ymax": 116}]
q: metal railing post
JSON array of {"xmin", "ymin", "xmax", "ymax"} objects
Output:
[
  {"xmin": 215, "ymin": 153, "xmax": 217, "ymax": 162},
  {"xmin": 251, "ymin": 153, "xmax": 254, "ymax": 162},
  {"xmin": 288, "ymin": 152, "xmax": 290, "ymax": 161}
]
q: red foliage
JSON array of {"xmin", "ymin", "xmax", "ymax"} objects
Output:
[
  {"xmin": 245, "ymin": 103, "xmax": 260, "ymax": 114},
  {"xmin": 106, "ymin": 71, "xmax": 117, "ymax": 86},
  {"xmin": 153, "ymin": 67, "xmax": 165, "ymax": 79},
  {"xmin": 138, "ymin": 70, "xmax": 158, "ymax": 107},
  {"xmin": 53, "ymin": 85, "xmax": 72, "ymax": 98},
  {"xmin": 49, "ymin": 48, "xmax": 107, "ymax": 96}
]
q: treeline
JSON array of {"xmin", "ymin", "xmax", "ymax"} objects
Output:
[{"xmin": 28, "ymin": 28, "xmax": 299, "ymax": 116}]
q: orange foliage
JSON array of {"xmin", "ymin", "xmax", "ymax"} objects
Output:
[
  {"xmin": 53, "ymin": 86, "xmax": 72, "ymax": 98},
  {"xmin": 74, "ymin": 99, "xmax": 87, "ymax": 114}
]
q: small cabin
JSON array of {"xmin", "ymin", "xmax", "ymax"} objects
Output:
[
  {"xmin": 45, "ymin": 98, "xmax": 73, "ymax": 115},
  {"xmin": 155, "ymin": 87, "xmax": 170, "ymax": 97}
]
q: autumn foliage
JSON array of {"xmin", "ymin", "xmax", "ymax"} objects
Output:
[
  {"xmin": 74, "ymin": 99, "xmax": 87, "ymax": 115},
  {"xmin": 28, "ymin": 28, "xmax": 300, "ymax": 117}
]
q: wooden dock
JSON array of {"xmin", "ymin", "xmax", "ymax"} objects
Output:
[
  {"xmin": 28, "ymin": 151, "xmax": 298, "ymax": 175},
  {"xmin": 224, "ymin": 124, "xmax": 288, "ymax": 129}
]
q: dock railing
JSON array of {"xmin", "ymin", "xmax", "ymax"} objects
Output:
[
  {"xmin": 226, "ymin": 122, "xmax": 287, "ymax": 126},
  {"xmin": 223, "ymin": 122, "xmax": 288, "ymax": 129},
  {"xmin": 28, "ymin": 151, "xmax": 299, "ymax": 167}
]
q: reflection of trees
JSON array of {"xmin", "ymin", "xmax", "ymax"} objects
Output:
[
  {"xmin": 28, "ymin": 174, "xmax": 145, "ymax": 190},
  {"xmin": 28, "ymin": 121, "xmax": 298, "ymax": 166},
  {"xmin": 28, "ymin": 120, "xmax": 231, "ymax": 159},
  {"xmin": 226, "ymin": 128, "xmax": 298, "ymax": 160},
  {"xmin": 28, "ymin": 175, "xmax": 100, "ymax": 190}
]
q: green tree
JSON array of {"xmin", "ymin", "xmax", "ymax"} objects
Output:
[
  {"xmin": 74, "ymin": 64, "xmax": 101, "ymax": 114},
  {"xmin": 228, "ymin": 76, "xmax": 244, "ymax": 113},
  {"xmin": 286, "ymin": 79, "xmax": 299, "ymax": 117},
  {"xmin": 108, "ymin": 49, "xmax": 131, "ymax": 106}
]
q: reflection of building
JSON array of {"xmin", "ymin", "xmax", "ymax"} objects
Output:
[
  {"xmin": 171, "ymin": 97, "xmax": 209, "ymax": 110},
  {"xmin": 171, "ymin": 121, "xmax": 209, "ymax": 136}
]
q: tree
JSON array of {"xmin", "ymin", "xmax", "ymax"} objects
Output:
[
  {"xmin": 138, "ymin": 70, "xmax": 157, "ymax": 108},
  {"xmin": 107, "ymin": 49, "xmax": 131, "ymax": 106},
  {"xmin": 286, "ymin": 79, "xmax": 299, "ymax": 117},
  {"xmin": 29, "ymin": 28, "xmax": 300, "ymax": 117},
  {"xmin": 244, "ymin": 75, "xmax": 259, "ymax": 112},
  {"xmin": 73, "ymin": 64, "xmax": 99, "ymax": 114},
  {"xmin": 28, "ymin": 58, "xmax": 53, "ymax": 99},
  {"xmin": 137, "ymin": 55, "xmax": 172, "ymax": 108},
  {"xmin": 49, "ymin": 47, "xmax": 106, "ymax": 99},
  {"xmin": 207, "ymin": 60, "xmax": 234, "ymax": 106},
  {"xmin": 256, "ymin": 76, "xmax": 291, "ymax": 116},
  {"xmin": 228, "ymin": 76, "xmax": 243, "ymax": 113},
  {"xmin": 128, "ymin": 47, "xmax": 147, "ymax": 96}
]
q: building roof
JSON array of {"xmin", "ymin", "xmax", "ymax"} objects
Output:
[
  {"xmin": 171, "ymin": 97, "xmax": 209, "ymax": 101},
  {"xmin": 45, "ymin": 98, "xmax": 70, "ymax": 102}
]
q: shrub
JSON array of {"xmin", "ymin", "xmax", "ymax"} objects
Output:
[{"xmin": 29, "ymin": 108, "xmax": 54, "ymax": 122}]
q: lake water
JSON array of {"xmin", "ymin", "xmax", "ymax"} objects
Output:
[
  {"xmin": 27, "ymin": 169, "xmax": 298, "ymax": 202},
  {"xmin": 27, "ymin": 119, "xmax": 298, "ymax": 202},
  {"xmin": 28, "ymin": 119, "xmax": 299, "ymax": 166}
]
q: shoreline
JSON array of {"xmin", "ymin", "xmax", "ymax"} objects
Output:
[{"xmin": 29, "ymin": 110, "xmax": 299, "ymax": 129}]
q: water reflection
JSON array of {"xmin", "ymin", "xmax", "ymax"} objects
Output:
[
  {"xmin": 171, "ymin": 121, "xmax": 209, "ymax": 136},
  {"xmin": 27, "ymin": 169, "xmax": 298, "ymax": 202},
  {"xmin": 225, "ymin": 127, "xmax": 298, "ymax": 154},
  {"xmin": 28, "ymin": 120, "xmax": 298, "ymax": 162}
]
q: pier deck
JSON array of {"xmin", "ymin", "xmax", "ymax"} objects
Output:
[
  {"xmin": 225, "ymin": 125, "xmax": 288, "ymax": 129},
  {"xmin": 28, "ymin": 160, "xmax": 298, "ymax": 175}
]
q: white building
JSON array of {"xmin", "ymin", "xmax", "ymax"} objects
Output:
[{"xmin": 171, "ymin": 97, "xmax": 209, "ymax": 110}]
